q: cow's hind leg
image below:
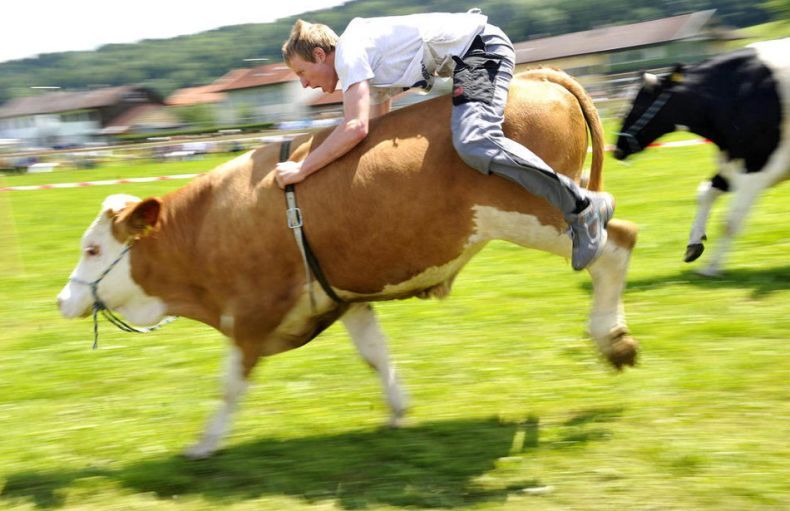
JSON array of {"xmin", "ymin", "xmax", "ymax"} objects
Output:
[
  {"xmin": 700, "ymin": 173, "xmax": 769, "ymax": 277},
  {"xmin": 587, "ymin": 219, "xmax": 638, "ymax": 369},
  {"xmin": 185, "ymin": 342, "xmax": 254, "ymax": 459},
  {"xmin": 342, "ymin": 303, "xmax": 408, "ymax": 426},
  {"xmin": 686, "ymin": 175, "xmax": 727, "ymax": 262}
]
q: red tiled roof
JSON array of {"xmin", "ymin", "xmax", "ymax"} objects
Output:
[
  {"xmin": 165, "ymin": 69, "xmax": 248, "ymax": 106},
  {"xmin": 166, "ymin": 84, "xmax": 226, "ymax": 106},
  {"xmin": 0, "ymin": 86, "xmax": 159, "ymax": 119},
  {"xmin": 214, "ymin": 63, "xmax": 297, "ymax": 91}
]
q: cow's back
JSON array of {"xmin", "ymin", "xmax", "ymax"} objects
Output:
[
  {"xmin": 287, "ymin": 73, "xmax": 591, "ymax": 294},
  {"xmin": 750, "ymin": 38, "xmax": 790, "ymax": 104},
  {"xmin": 171, "ymin": 71, "xmax": 594, "ymax": 298}
]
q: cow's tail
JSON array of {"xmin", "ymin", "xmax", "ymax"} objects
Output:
[{"xmin": 520, "ymin": 68, "xmax": 606, "ymax": 191}]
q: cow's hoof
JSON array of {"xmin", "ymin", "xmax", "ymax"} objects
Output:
[
  {"xmin": 695, "ymin": 266, "xmax": 721, "ymax": 278},
  {"xmin": 388, "ymin": 412, "xmax": 408, "ymax": 428},
  {"xmin": 184, "ymin": 441, "xmax": 218, "ymax": 460},
  {"xmin": 684, "ymin": 243, "xmax": 705, "ymax": 262},
  {"xmin": 606, "ymin": 327, "xmax": 638, "ymax": 370}
]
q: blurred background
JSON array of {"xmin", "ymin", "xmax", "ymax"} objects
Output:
[
  {"xmin": 0, "ymin": 0, "xmax": 788, "ymax": 168},
  {"xmin": 1, "ymin": 2, "xmax": 789, "ymax": 510}
]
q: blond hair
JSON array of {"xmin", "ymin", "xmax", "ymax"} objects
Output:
[{"xmin": 282, "ymin": 19, "xmax": 339, "ymax": 63}]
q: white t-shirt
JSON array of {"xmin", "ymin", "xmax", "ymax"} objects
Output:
[{"xmin": 335, "ymin": 12, "xmax": 488, "ymax": 104}]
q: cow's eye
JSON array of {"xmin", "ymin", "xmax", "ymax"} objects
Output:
[{"xmin": 85, "ymin": 245, "xmax": 100, "ymax": 257}]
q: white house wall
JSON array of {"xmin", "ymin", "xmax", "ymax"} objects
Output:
[
  {"xmin": 222, "ymin": 81, "xmax": 314, "ymax": 125},
  {"xmin": 0, "ymin": 112, "xmax": 100, "ymax": 147}
]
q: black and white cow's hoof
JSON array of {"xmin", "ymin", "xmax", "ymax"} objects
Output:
[
  {"xmin": 684, "ymin": 243, "xmax": 705, "ymax": 262},
  {"xmin": 184, "ymin": 438, "xmax": 220, "ymax": 459},
  {"xmin": 695, "ymin": 265, "xmax": 722, "ymax": 278}
]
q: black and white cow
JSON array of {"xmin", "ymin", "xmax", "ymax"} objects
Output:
[{"xmin": 614, "ymin": 38, "xmax": 790, "ymax": 276}]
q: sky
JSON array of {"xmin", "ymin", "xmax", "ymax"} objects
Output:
[{"xmin": 0, "ymin": 0, "xmax": 350, "ymax": 64}]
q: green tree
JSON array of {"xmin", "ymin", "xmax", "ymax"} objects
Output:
[
  {"xmin": 762, "ymin": 0, "xmax": 790, "ymax": 18},
  {"xmin": 0, "ymin": 0, "xmax": 776, "ymax": 105}
]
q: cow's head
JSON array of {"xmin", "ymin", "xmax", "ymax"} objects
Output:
[
  {"xmin": 614, "ymin": 66, "xmax": 686, "ymax": 160},
  {"xmin": 57, "ymin": 194, "xmax": 167, "ymax": 326}
]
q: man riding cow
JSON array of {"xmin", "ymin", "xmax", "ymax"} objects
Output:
[
  {"xmin": 58, "ymin": 65, "xmax": 638, "ymax": 458},
  {"xmin": 278, "ymin": 10, "xmax": 615, "ymax": 271}
]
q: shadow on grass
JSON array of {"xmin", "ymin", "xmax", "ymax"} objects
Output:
[
  {"xmin": 1, "ymin": 411, "xmax": 621, "ymax": 509},
  {"xmin": 610, "ymin": 265, "xmax": 790, "ymax": 298}
]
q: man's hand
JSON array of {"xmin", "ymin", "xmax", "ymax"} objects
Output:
[
  {"xmin": 273, "ymin": 81, "xmax": 372, "ymax": 189},
  {"xmin": 275, "ymin": 160, "xmax": 305, "ymax": 189}
]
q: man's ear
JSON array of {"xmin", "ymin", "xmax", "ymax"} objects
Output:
[
  {"xmin": 114, "ymin": 198, "xmax": 162, "ymax": 240},
  {"xmin": 313, "ymin": 47, "xmax": 326, "ymax": 63}
]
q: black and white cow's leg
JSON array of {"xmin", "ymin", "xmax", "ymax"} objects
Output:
[
  {"xmin": 342, "ymin": 302, "xmax": 408, "ymax": 426},
  {"xmin": 586, "ymin": 219, "xmax": 639, "ymax": 369},
  {"xmin": 185, "ymin": 342, "xmax": 253, "ymax": 459},
  {"xmin": 700, "ymin": 172, "xmax": 769, "ymax": 277},
  {"xmin": 685, "ymin": 174, "xmax": 727, "ymax": 263}
]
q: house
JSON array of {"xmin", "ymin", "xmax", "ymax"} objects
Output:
[
  {"xmin": 165, "ymin": 69, "xmax": 247, "ymax": 126},
  {"xmin": 0, "ymin": 85, "xmax": 178, "ymax": 147},
  {"xmin": 513, "ymin": 10, "xmax": 741, "ymax": 99},
  {"xmin": 210, "ymin": 62, "xmax": 319, "ymax": 125}
]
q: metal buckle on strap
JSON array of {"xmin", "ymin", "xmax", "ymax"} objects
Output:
[
  {"xmin": 280, "ymin": 140, "xmax": 344, "ymax": 309},
  {"xmin": 286, "ymin": 205, "xmax": 303, "ymax": 229}
]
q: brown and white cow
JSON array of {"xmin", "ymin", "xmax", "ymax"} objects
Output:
[{"xmin": 58, "ymin": 68, "xmax": 638, "ymax": 458}]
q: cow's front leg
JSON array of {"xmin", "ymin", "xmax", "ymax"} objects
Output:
[
  {"xmin": 685, "ymin": 177, "xmax": 726, "ymax": 262},
  {"xmin": 185, "ymin": 342, "xmax": 256, "ymax": 459},
  {"xmin": 587, "ymin": 219, "xmax": 638, "ymax": 369},
  {"xmin": 342, "ymin": 303, "xmax": 408, "ymax": 426}
]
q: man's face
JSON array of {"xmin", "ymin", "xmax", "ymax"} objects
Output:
[{"xmin": 288, "ymin": 48, "xmax": 338, "ymax": 93}]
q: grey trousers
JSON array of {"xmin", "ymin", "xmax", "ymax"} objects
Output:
[{"xmin": 451, "ymin": 24, "xmax": 587, "ymax": 218}]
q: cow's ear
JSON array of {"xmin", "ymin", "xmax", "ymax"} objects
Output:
[
  {"xmin": 642, "ymin": 72, "xmax": 659, "ymax": 91},
  {"xmin": 116, "ymin": 197, "xmax": 162, "ymax": 239},
  {"xmin": 669, "ymin": 63, "xmax": 686, "ymax": 84},
  {"xmin": 102, "ymin": 194, "xmax": 141, "ymax": 217}
]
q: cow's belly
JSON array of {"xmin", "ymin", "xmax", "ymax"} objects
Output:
[
  {"xmin": 467, "ymin": 205, "xmax": 569, "ymax": 254},
  {"xmin": 267, "ymin": 206, "xmax": 569, "ymax": 351},
  {"xmin": 296, "ymin": 206, "xmax": 567, "ymax": 303}
]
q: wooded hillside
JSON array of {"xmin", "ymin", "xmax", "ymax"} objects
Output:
[{"xmin": 0, "ymin": 0, "xmax": 777, "ymax": 104}]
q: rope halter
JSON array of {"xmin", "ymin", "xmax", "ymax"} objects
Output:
[
  {"xmin": 68, "ymin": 242, "xmax": 176, "ymax": 349},
  {"xmin": 615, "ymin": 90, "xmax": 672, "ymax": 154}
]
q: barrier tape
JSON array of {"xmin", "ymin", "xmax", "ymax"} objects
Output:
[
  {"xmin": 2, "ymin": 138, "xmax": 712, "ymax": 192},
  {"xmin": 1, "ymin": 173, "xmax": 201, "ymax": 192}
]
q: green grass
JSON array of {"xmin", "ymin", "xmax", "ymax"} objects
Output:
[
  {"xmin": 1, "ymin": 139, "xmax": 789, "ymax": 511},
  {"xmin": 731, "ymin": 21, "xmax": 790, "ymax": 48}
]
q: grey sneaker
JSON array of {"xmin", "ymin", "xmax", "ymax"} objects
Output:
[{"xmin": 569, "ymin": 191, "xmax": 615, "ymax": 271}]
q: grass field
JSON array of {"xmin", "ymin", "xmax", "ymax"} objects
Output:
[
  {"xmin": 1, "ymin": 132, "xmax": 788, "ymax": 511},
  {"xmin": 731, "ymin": 21, "xmax": 790, "ymax": 48}
]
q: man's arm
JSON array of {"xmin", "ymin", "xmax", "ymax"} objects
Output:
[{"xmin": 275, "ymin": 80, "xmax": 371, "ymax": 187}]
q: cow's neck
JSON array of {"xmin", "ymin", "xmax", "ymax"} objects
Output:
[
  {"xmin": 680, "ymin": 70, "xmax": 739, "ymax": 152},
  {"xmin": 132, "ymin": 183, "xmax": 221, "ymax": 329}
]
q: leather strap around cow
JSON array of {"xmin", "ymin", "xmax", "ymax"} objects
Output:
[{"xmin": 281, "ymin": 139, "xmax": 345, "ymax": 308}]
